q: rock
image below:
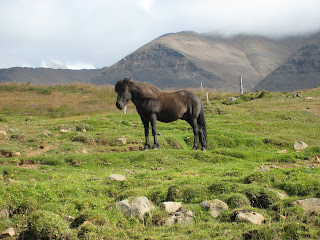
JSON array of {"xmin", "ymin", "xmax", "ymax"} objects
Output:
[
  {"xmin": 107, "ymin": 174, "xmax": 126, "ymax": 181},
  {"xmin": 13, "ymin": 151, "xmax": 21, "ymax": 157},
  {"xmin": 293, "ymin": 93, "xmax": 302, "ymax": 97},
  {"xmin": 117, "ymin": 197, "xmax": 152, "ymax": 220},
  {"xmin": 277, "ymin": 149, "xmax": 288, "ymax": 154},
  {"xmin": 116, "ymin": 137, "xmax": 127, "ymax": 145},
  {"xmin": 0, "ymin": 209, "xmax": 9, "ymax": 219},
  {"xmin": 293, "ymin": 141, "xmax": 308, "ymax": 151},
  {"xmin": 131, "ymin": 197, "xmax": 152, "ymax": 219},
  {"xmin": 0, "ymin": 131, "xmax": 7, "ymax": 136},
  {"xmin": 117, "ymin": 199, "xmax": 132, "ymax": 217},
  {"xmin": 272, "ymin": 190, "xmax": 288, "ymax": 200},
  {"xmin": 161, "ymin": 202, "xmax": 182, "ymax": 214},
  {"xmin": 235, "ymin": 211, "xmax": 265, "ymax": 225},
  {"xmin": 60, "ymin": 129, "xmax": 71, "ymax": 133},
  {"xmin": 1, "ymin": 227, "xmax": 15, "ymax": 237},
  {"xmin": 304, "ymin": 97, "xmax": 315, "ymax": 100},
  {"xmin": 43, "ymin": 130, "xmax": 52, "ymax": 136},
  {"xmin": 163, "ymin": 208, "xmax": 194, "ymax": 226},
  {"xmin": 63, "ymin": 215, "xmax": 75, "ymax": 222},
  {"xmin": 227, "ymin": 97, "xmax": 237, "ymax": 103},
  {"xmin": 200, "ymin": 200, "xmax": 228, "ymax": 218},
  {"xmin": 292, "ymin": 198, "xmax": 320, "ymax": 214}
]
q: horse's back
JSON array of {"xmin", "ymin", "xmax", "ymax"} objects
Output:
[{"xmin": 155, "ymin": 90, "xmax": 201, "ymax": 122}]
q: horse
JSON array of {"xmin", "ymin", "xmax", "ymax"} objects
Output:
[{"xmin": 115, "ymin": 78, "xmax": 207, "ymax": 151}]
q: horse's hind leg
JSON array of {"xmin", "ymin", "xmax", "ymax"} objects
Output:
[
  {"xmin": 189, "ymin": 118, "xmax": 199, "ymax": 150},
  {"xmin": 150, "ymin": 113, "xmax": 159, "ymax": 150},
  {"xmin": 142, "ymin": 118, "xmax": 151, "ymax": 150}
]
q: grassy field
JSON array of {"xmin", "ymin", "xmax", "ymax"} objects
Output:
[{"xmin": 0, "ymin": 83, "xmax": 320, "ymax": 239}]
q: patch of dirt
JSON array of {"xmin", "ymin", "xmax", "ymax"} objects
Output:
[
  {"xmin": 260, "ymin": 159, "xmax": 320, "ymax": 171},
  {"xmin": 25, "ymin": 144, "xmax": 57, "ymax": 157}
]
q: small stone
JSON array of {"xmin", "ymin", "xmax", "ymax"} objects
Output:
[
  {"xmin": 235, "ymin": 211, "xmax": 265, "ymax": 225},
  {"xmin": 161, "ymin": 202, "xmax": 182, "ymax": 214},
  {"xmin": 13, "ymin": 152, "xmax": 21, "ymax": 157},
  {"xmin": 0, "ymin": 131, "xmax": 7, "ymax": 136},
  {"xmin": 60, "ymin": 129, "xmax": 71, "ymax": 133},
  {"xmin": 314, "ymin": 157, "xmax": 320, "ymax": 163},
  {"xmin": 0, "ymin": 209, "xmax": 9, "ymax": 219},
  {"xmin": 82, "ymin": 149, "xmax": 88, "ymax": 154},
  {"xmin": 277, "ymin": 149, "xmax": 288, "ymax": 154},
  {"xmin": 107, "ymin": 174, "xmax": 126, "ymax": 181},
  {"xmin": 1, "ymin": 227, "xmax": 15, "ymax": 237},
  {"xmin": 227, "ymin": 97, "xmax": 237, "ymax": 103},
  {"xmin": 294, "ymin": 141, "xmax": 308, "ymax": 151},
  {"xmin": 63, "ymin": 215, "xmax": 75, "ymax": 222},
  {"xmin": 271, "ymin": 190, "xmax": 288, "ymax": 200},
  {"xmin": 43, "ymin": 130, "xmax": 52, "ymax": 136},
  {"xmin": 117, "ymin": 137, "xmax": 127, "ymax": 145}
]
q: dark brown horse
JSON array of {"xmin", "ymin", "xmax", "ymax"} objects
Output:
[{"xmin": 115, "ymin": 78, "xmax": 207, "ymax": 151}]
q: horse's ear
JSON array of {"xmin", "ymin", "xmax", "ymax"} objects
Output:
[{"xmin": 123, "ymin": 77, "xmax": 132, "ymax": 84}]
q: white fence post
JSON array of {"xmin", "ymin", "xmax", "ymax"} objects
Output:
[{"xmin": 240, "ymin": 76, "xmax": 243, "ymax": 95}]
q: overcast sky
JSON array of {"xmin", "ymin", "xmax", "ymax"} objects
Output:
[{"xmin": 1, "ymin": 0, "xmax": 320, "ymax": 69}]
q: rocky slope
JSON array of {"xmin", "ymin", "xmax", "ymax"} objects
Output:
[
  {"xmin": 254, "ymin": 33, "xmax": 320, "ymax": 92},
  {"xmin": 91, "ymin": 31, "xmax": 306, "ymax": 91}
]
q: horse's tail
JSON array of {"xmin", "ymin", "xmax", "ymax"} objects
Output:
[{"xmin": 197, "ymin": 103, "xmax": 207, "ymax": 148}]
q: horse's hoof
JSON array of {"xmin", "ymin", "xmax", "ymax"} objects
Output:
[
  {"xmin": 201, "ymin": 148, "xmax": 206, "ymax": 152},
  {"xmin": 191, "ymin": 147, "xmax": 197, "ymax": 150},
  {"xmin": 143, "ymin": 145, "xmax": 150, "ymax": 151},
  {"xmin": 152, "ymin": 145, "xmax": 159, "ymax": 150}
]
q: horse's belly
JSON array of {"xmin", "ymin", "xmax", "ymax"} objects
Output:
[{"xmin": 157, "ymin": 111, "xmax": 184, "ymax": 123}]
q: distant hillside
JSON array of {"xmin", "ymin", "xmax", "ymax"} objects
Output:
[
  {"xmin": 254, "ymin": 33, "xmax": 320, "ymax": 92},
  {"xmin": 0, "ymin": 67, "xmax": 106, "ymax": 85},
  {"xmin": 91, "ymin": 31, "xmax": 306, "ymax": 91},
  {"xmin": 1, "ymin": 31, "xmax": 318, "ymax": 91}
]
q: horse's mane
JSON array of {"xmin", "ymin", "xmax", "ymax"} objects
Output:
[{"xmin": 128, "ymin": 79, "xmax": 161, "ymax": 99}]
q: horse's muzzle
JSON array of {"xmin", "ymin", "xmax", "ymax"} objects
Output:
[{"xmin": 116, "ymin": 102, "xmax": 122, "ymax": 110}]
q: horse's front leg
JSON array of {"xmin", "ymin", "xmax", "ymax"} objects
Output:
[
  {"xmin": 150, "ymin": 113, "xmax": 159, "ymax": 149},
  {"xmin": 142, "ymin": 118, "xmax": 150, "ymax": 150}
]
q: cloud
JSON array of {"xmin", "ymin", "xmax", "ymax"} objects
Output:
[{"xmin": 0, "ymin": 0, "xmax": 320, "ymax": 69}]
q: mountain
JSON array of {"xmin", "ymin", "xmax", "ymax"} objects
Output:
[
  {"xmin": 91, "ymin": 31, "xmax": 306, "ymax": 91},
  {"xmin": 253, "ymin": 33, "xmax": 320, "ymax": 92},
  {"xmin": 0, "ymin": 67, "xmax": 106, "ymax": 85}
]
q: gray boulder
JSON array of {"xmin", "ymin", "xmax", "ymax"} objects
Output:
[
  {"xmin": 292, "ymin": 198, "xmax": 320, "ymax": 214},
  {"xmin": 163, "ymin": 208, "xmax": 194, "ymax": 226},
  {"xmin": 293, "ymin": 141, "xmax": 308, "ymax": 151},
  {"xmin": 200, "ymin": 200, "xmax": 228, "ymax": 218},
  {"xmin": 117, "ymin": 197, "xmax": 152, "ymax": 220},
  {"xmin": 161, "ymin": 202, "xmax": 182, "ymax": 214}
]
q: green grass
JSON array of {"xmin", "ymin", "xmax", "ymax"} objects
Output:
[{"xmin": 0, "ymin": 84, "xmax": 320, "ymax": 239}]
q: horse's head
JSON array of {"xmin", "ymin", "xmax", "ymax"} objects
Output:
[{"xmin": 115, "ymin": 78, "xmax": 132, "ymax": 110}]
